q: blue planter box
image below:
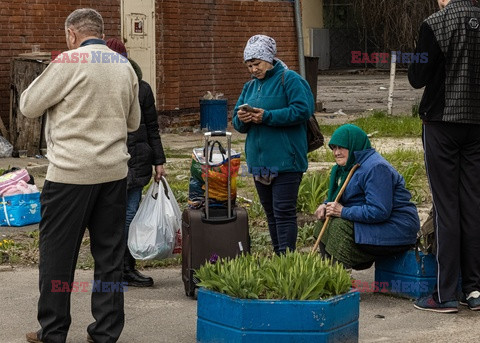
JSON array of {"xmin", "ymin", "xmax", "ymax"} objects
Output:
[
  {"xmin": 197, "ymin": 288, "xmax": 359, "ymax": 343},
  {"xmin": 374, "ymin": 250, "xmax": 436, "ymax": 299}
]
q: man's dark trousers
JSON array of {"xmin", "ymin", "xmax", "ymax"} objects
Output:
[
  {"xmin": 37, "ymin": 179, "xmax": 127, "ymax": 343},
  {"xmin": 423, "ymin": 122, "xmax": 480, "ymax": 303}
]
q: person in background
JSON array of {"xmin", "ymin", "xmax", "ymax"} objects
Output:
[
  {"xmin": 232, "ymin": 34, "xmax": 314, "ymax": 255},
  {"xmin": 408, "ymin": 0, "xmax": 480, "ymax": 313},
  {"xmin": 20, "ymin": 8, "xmax": 140, "ymax": 343},
  {"xmin": 106, "ymin": 38, "xmax": 167, "ymax": 287},
  {"xmin": 314, "ymin": 124, "xmax": 420, "ymax": 270}
]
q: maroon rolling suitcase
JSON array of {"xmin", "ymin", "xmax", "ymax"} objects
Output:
[{"xmin": 182, "ymin": 131, "xmax": 250, "ymax": 297}]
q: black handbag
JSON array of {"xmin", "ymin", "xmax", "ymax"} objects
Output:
[{"xmin": 306, "ymin": 114, "xmax": 324, "ymax": 152}]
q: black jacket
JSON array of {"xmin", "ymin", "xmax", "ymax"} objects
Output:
[
  {"xmin": 127, "ymin": 60, "xmax": 166, "ymax": 189},
  {"xmin": 408, "ymin": 0, "xmax": 480, "ymax": 123}
]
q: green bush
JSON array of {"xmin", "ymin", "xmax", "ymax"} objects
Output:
[{"xmin": 195, "ymin": 251, "xmax": 351, "ymax": 300}]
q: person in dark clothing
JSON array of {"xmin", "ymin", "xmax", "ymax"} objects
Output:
[
  {"xmin": 106, "ymin": 38, "xmax": 167, "ymax": 287},
  {"xmin": 408, "ymin": 0, "xmax": 480, "ymax": 313}
]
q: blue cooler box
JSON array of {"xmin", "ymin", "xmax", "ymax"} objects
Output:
[
  {"xmin": 374, "ymin": 250, "xmax": 437, "ymax": 299},
  {"xmin": 0, "ymin": 192, "xmax": 41, "ymax": 227}
]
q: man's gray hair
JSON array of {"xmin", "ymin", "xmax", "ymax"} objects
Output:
[{"xmin": 65, "ymin": 8, "xmax": 104, "ymax": 37}]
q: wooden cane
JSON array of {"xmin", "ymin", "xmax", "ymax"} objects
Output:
[{"xmin": 311, "ymin": 163, "xmax": 360, "ymax": 253}]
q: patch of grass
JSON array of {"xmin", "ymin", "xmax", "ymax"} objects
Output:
[
  {"xmin": 381, "ymin": 149, "xmax": 424, "ymax": 164},
  {"xmin": 411, "ymin": 99, "xmax": 420, "ymax": 117},
  {"xmin": 0, "ymin": 232, "xmax": 40, "ymax": 266},
  {"xmin": 395, "ymin": 163, "xmax": 430, "ymax": 204},
  {"xmin": 320, "ymin": 113, "xmax": 422, "ymax": 137},
  {"xmin": 380, "ymin": 149, "xmax": 429, "ymax": 204},
  {"xmin": 77, "ymin": 254, "xmax": 95, "ymax": 270},
  {"xmin": 163, "ymin": 146, "xmax": 192, "ymax": 159},
  {"xmin": 236, "ymin": 175, "xmax": 248, "ymax": 189},
  {"xmin": 247, "ymin": 226, "xmax": 273, "ymax": 256},
  {"xmin": 231, "ymin": 139, "xmax": 245, "ymax": 145},
  {"xmin": 138, "ymin": 256, "xmax": 181, "ymax": 268}
]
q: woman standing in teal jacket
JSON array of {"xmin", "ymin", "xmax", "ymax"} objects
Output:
[{"xmin": 232, "ymin": 35, "xmax": 315, "ymax": 254}]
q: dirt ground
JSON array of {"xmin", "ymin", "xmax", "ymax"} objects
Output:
[{"xmin": 317, "ymin": 69, "xmax": 424, "ymax": 116}]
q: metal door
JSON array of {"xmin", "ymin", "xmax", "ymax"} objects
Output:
[{"xmin": 121, "ymin": 0, "xmax": 156, "ymax": 98}]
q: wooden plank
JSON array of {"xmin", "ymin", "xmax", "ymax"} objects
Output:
[{"xmin": 10, "ymin": 57, "xmax": 50, "ymax": 156}]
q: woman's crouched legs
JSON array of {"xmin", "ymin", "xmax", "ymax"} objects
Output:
[{"xmin": 316, "ymin": 218, "xmax": 375, "ymax": 270}]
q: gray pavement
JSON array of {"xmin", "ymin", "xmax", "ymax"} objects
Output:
[{"xmin": 1, "ymin": 266, "xmax": 479, "ymax": 343}]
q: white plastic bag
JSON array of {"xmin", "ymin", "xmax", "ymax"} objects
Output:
[
  {"xmin": 128, "ymin": 177, "xmax": 182, "ymax": 260},
  {"xmin": 0, "ymin": 136, "xmax": 13, "ymax": 158}
]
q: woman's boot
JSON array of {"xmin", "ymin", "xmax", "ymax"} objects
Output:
[{"xmin": 122, "ymin": 249, "xmax": 154, "ymax": 287}]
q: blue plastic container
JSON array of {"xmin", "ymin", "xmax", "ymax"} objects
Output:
[
  {"xmin": 0, "ymin": 192, "xmax": 41, "ymax": 227},
  {"xmin": 199, "ymin": 99, "xmax": 228, "ymax": 131},
  {"xmin": 197, "ymin": 288, "xmax": 359, "ymax": 343},
  {"xmin": 374, "ymin": 250, "xmax": 437, "ymax": 299}
]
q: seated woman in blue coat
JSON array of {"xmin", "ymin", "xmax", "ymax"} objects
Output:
[{"xmin": 314, "ymin": 124, "xmax": 420, "ymax": 270}]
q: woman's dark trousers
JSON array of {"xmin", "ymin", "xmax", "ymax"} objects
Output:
[{"xmin": 254, "ymin": 172, "xmax": 303, "ymax": 254}]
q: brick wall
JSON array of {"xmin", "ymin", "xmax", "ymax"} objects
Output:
[
  {"xmin": 0, "ymin": 0, "xmax": 121, "ymax": 130},
  {"xmin": 156, "ymin": 0, "xmax": 298, "ymax": 130},
  {"xmin": 0, "ymin": 0, "xmax": 298, "ymax": 132}
]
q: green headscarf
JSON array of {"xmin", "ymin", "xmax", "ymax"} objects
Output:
[{"xmin": 326, "ymin": 124, "xmax": 371, "ymax": 202}]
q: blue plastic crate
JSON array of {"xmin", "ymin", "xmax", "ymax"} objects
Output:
[
  {"xmin": 374, "ymin": 250, "xmax": 437, "ymax": 299},
  {"xmin": 197, "ymin": 288, "xmax": 359, "ymax": 343}
]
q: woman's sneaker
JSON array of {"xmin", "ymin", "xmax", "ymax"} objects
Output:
[{"xmin": 414, "ymin": 294, "xmax": 458, "ymax": 313}]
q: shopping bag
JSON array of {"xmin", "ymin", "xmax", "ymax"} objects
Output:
[
  {"xmin": 188, "ymin": 141, "xmax": 240, "ymax": 209},
  {"xmin": 128, "ymin": 177, "xmax": 182, "ymax": 260},
  {"xmin": 0, "ymin": 192, "xmax": 41, "ymax": 226}
]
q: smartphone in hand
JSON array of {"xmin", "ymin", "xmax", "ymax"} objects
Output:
[{"xmin": 239, "ymin": 103, "xmax": 255, "ymax": 112}]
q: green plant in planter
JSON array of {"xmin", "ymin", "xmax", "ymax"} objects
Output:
[{"xmin": 195, "ymin": 251, "xmax": 351, "ymax": 300}]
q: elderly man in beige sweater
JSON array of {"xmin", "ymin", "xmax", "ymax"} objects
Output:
[{"xmin": 20, "ymin": 8, "xmax": 140, "ymax": 343}]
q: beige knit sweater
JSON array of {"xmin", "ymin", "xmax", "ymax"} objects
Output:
[{"xmin": 20, "ymin": 44, "xmax": 141, "ymax": 185}]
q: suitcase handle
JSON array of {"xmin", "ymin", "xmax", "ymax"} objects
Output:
[
  {"xmin": 208, "ymin": 130, "xmax": 228, "ymax": 137},
  {"xmin": 204, "ymin": 131, "xmax": 232, "ymax": 220}
]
